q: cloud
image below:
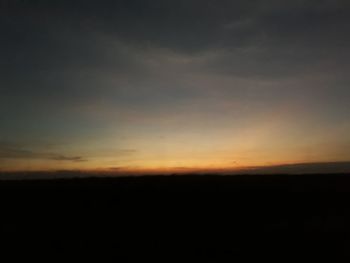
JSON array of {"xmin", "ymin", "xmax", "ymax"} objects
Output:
[
  {"xmin": 49, "ymin": 155, "xmax": 86, "ymax": 162},
  {"xmin": 109, "ymin": 167, "xmax": 124, "ymax": 171},
  {"xmin": 3, "ymin": 1, "xmax": 349, "ymax": 66},
  {"xmin": 243, "ymin": 162, "xmax": 350, "ymax": 174},
  {"xmin": 0, "ymin": 142, "xmax": 86, "ymax": 162},
  {"xmin": 2, "ymin": 0, "xmax": 350, "ymax": 97}
]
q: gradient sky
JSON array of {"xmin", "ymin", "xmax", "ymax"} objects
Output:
[{"xmin": 1, "ymin": 0, "xmax": 350, "ymax": 173}]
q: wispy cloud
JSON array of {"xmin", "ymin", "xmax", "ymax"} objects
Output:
[
  {"xmin": 49, "ymin": 155, "xmax": 86, "ymax": 162},
  {"xmin": 0, "ymin": 142, "xmax": 86, "ymax": 162},
  {"xmin": 241, "ymin": 162, "xmax": 350, "ymax": 174},
  {"xmin": 109, "ymin": 167, "xmax": 124, "ymax": 171}
]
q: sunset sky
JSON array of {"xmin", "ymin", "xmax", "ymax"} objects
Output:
[{"xmin": 1, "ymin": 0, "xmax": 350, "ymax": 173}]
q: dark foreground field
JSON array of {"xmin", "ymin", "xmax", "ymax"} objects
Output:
[{"xmin": 1, "ymin": 173, "xmax": 350, "ymax": 261}]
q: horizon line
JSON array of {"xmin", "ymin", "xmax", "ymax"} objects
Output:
[{"xmin": 1, "ymin": 161, "xmax": 350, "ymax": 176}]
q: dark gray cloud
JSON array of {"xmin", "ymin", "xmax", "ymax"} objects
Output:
[
  {"xmin": 1, "ymin": 0, "xmax": 256, "ymax": 51},
  {"xmin": 243, "ymin": 162, "xmax": 350, "ymax": 174},
  {"xmin": 0, "ymin": 142, "xmax": 86, "ymax": 162},
  {"xmin": 2, "ymin": 0, "xmax": 349, "ymax": 89},
  {"xmin": 1, "ymin": 1, "xmax": 350, "ymax": 102},
  {"xmin": 2, "ymin": 1, "xmax": 349, "ymax": 66},
  {"xmin": 49, "ymin": 155, "xmax": 86, "ymax": 162},
  {"xmin": 109, "ymin": 167, "xmax": 124, "ymax": 171}
]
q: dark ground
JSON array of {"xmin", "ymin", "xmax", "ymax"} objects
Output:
[{"xmin": 1, "ymin": 173, "xmax": 350, "ymax": 261}]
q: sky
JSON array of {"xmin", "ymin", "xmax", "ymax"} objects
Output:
[{"xmin": 1, "ymin": 0, "xmax": 350, "ymax": 173}]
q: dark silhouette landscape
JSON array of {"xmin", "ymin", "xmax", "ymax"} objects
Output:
[{"xmin": 1, "ymin": 172, "xmax": 350, "ymax": 261}]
